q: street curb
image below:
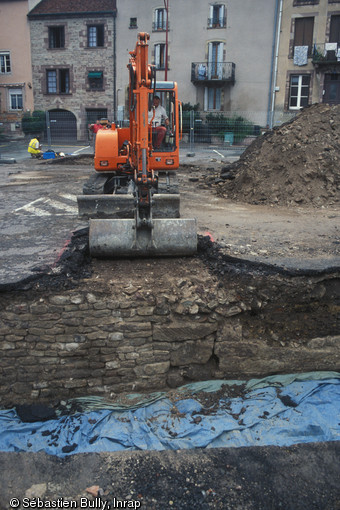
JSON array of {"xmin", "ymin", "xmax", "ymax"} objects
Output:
[{"xmin": 0, "ymin": 158, "xmax": 16, "ymax": 164}]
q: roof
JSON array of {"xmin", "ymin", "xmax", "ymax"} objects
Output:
[{"xmin": 28, "ymin": 0, "xmax": 116, "ymax": 17}]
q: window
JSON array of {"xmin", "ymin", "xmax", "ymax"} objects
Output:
[
  {"xmin": 46, "ymin": 69, "xmax": 70, "ymax": 94},
  {"xmin": 48, "ymin": 26, "xmax": 65, "ymax": 48},
  {"xmin": 208, "ymin": 41, "xmax": 224, "ymax": 79},
  {"xmin": 88, "ymin": 71, "xmax": 104, "ymax": 90},
  {"xmin": 293, "ymin": 0, "xmax": 319, "ymax": 5},
  {"xmin": 208, "ymin": 4, "xmax": 226, "ymax": 28},
  {"xmin": 155, "ymin": 43, "xmax": 166, "ymax": 69},
  {"xmin": 330, "ymin": 15, "xmax": 340, "ymax": 44},
  {"xmin": 9, "ymin": 88, "xmax": 23, "ymax": 110},
  {"xmin": 205, "ymin": 87, "xmax": 221, "ymax": 110},
  {"xmin": 88, "ymin": 25, "xmax": 104, "ymax": 47},
  {"xmin": 294, "ymin": 17, "xmax": 314, "ymax": 55},
  {"xmin": 0, "ymin": 52, "xmax": 11, "ymax": 74},
  {"xmin": 59, "ymin": 69, "xmax": 69, "ymax": 93},
  {"xmin": 154, "ymin": 8, "xmax": 167, "ymax": 30},
  {"xmin": 289, "ymin": 75, "xmax": 310, "ymax": 109},
  {"xmin": 47, "ymin": 70, "xmax": 57, "ymax": 93},
  {"xmin": 324, "ymin": 74, "xmax": 340, "ymax": 105},
  {"xmin": 129, "ymin": 17, "xmax": 137, "ymax": 29}
]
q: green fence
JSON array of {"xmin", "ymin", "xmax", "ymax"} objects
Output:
[{"xmin": 180, "ymin": 110, "xmax": 296, "ymax": 150}]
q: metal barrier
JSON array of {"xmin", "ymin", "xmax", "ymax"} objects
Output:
[
  {"xmin": 39, "ymin": 109, "xmax": 297, "ymax": 149},
  {"xmin": 180, "ymin": 110, "xmax": 297, "ymax": 152},
  {"xmin": 43, "ymin": 109, "xmax": 110, "ymax": 145}
]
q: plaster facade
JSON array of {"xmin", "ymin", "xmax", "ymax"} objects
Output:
[
  {"xmin": 0, "ymin": 0, "xmax": 34, "ymax": 137},
  {"xmin": 273, "ymin": 0, "xmax": 340, "ymax": 121},
  {"xmin": 116, "ymin": 0, "xmax": 277, "ymax": 125}
]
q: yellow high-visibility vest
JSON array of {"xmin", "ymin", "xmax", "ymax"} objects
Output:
[{"xmin": 28, "ymin": 138, "xmax": 40, "ymax": 154}]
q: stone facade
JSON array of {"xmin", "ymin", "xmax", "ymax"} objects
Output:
[
  {"xmin": 0, "ymin": 273, "xmax": 338, "ymax": 407},
  {"xmin": 29, "ymin": 14, "xmax": 115, "ymax": 140}
]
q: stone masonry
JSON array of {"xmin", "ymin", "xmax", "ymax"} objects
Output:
[
  {"xmin": 0, "ymin": 262, "xmax": 339, "ymax": 407},
  {"xmin": 29, "ymin": 15, "xmax": 115, "ymax": 139}
]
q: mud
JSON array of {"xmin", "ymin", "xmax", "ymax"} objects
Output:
[{"xmin": 1, "ymin": 443, "xmax": 339, "ymax": 510}]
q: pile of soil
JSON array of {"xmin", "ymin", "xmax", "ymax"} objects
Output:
[{"xmin": 215, "ymin": 103, "xmax": 340, "ymax": 208}]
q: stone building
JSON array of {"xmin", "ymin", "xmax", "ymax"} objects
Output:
[
  {"xmin": 273, "ymin": 0, "xmax": 340, "ymax": 124},
  {"xmin": 27, "ymin": 0, "xmax": 117, "ymax": 141}
]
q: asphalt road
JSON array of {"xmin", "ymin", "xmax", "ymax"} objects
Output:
[
  {"xmin": 0, "ymin": 143, "xmax": 242, "ymax": 287},
  {"xmin": 0, "ymin": 157, "xmax": 88, "ymax": 287},
  {"xmin": 0, "ymin": 139, "xmax": 93, "ymax": 163},
  {"xmin": 0, "ymin": 142, "xmax": 339, "ymax": 287}
]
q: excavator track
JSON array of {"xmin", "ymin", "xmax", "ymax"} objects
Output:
[
  {"xmin": 78, "ymin": 171, "xmax": 181, "ymax": 219},
  {"xmin": 83, "ymin": 172, "xmax": 110, "ymax": 195},
  {"xmin": 157, "ymin": 172, "xmax": 179, "ymax": 194}
]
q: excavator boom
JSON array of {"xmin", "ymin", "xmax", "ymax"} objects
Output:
[{"xmin": 78, "ymin": 32, "xmax": 197, "ymax": 258}]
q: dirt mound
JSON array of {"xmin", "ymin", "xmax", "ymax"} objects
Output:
[{"xmin": 216, "ymin": 103, "xmax": 340, "ymax": 208}]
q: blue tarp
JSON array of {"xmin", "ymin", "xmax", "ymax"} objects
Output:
[{"xmin": 0, "ymin": 372, "xmax": 339, "ymax": 457}]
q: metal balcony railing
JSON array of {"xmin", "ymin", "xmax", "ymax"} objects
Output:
[
  {"xmin": 152, "ymin": 21, "xmax": 169, "ymax": 31},
  {"xmin": 191, "ymin": 62, "xmax": 235, "ymax": 84},
  {"xmin": 207, "ymin": 17, "xmax": 226, "ymax": 29},
  {"xmin": 312, "ymin": 43, "xmax": 340, "ymax": 64}
]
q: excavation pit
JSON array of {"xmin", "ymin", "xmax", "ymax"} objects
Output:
[{"xmin": 0, "ymin": 233, "xmax": 338, "ymax": 408}]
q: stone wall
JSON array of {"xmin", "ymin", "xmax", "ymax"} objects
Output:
[
  {"xmin": 29, "ymin": 15, "xmax": 115, "ymax": 138},
  {"xmin": 0, "ymin": 266, "xmax": 339, "ymax": 407}
]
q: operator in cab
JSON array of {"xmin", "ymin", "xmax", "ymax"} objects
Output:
[{"xmin": 148, "ymin": 95, "xmax": 169, "ymax": 148}]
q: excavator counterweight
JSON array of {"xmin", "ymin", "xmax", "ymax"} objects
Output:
[{"xmin": 77, "ymin": 32, "xmax": 197, "ymax": 258}]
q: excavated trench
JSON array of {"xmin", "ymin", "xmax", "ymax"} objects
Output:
[{"xmin": 0, "ymin": 230, "xmax": 338, "ymax": 408}]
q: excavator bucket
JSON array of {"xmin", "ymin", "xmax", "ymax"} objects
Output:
[
  {"xmin": 89, "ymin": 218, "xmax": 197, "ymax": 258},
  {"xmin": 77, "ymin": 194, "xmax": 180, "ymax": 219}
]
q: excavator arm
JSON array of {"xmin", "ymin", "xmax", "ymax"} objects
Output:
[{"xmin": 78, "ymin": 32, "xmax": 197, "ymax": 258}]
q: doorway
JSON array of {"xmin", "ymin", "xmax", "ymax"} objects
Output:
[{"xmin": 323, "ymin": 74, "xmax": 340, "ymax": 105}]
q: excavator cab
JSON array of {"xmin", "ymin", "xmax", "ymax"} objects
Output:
[
  {"xmin": 148, "ymin": 86, "xmax": 176, "ymax": 151},
  {"xmin": 77, "ymin": 32, "xmax": 196, "ymax": 258}
]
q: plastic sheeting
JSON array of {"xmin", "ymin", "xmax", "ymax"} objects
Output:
[{"xmin": 0, "ymin": 372, "xmax": 339, "ymax": 457}]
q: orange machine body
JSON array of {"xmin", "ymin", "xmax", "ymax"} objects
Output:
[{"xmin": 94, "ymin": 32, "xmax": 181, "ymax": 175}]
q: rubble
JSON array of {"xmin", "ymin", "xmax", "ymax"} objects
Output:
[{"xmin": 211, "ymin": 103, "xmax": 340, "ymax": 208}]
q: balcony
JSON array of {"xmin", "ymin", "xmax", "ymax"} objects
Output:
[
  {"xmin": 191, "ymin": 62, "xmax": 235, "ymax": 84},
  {"xmin": 207, "ymin": 17, "xmax": 226, "ymax": 29},
  {"xmin": 312, "ymin": 43, "xmax": 340, "ymax": 65},
  {"xmin": 152, "ymin": 21, "xmax": 170, "ymax": 31}
]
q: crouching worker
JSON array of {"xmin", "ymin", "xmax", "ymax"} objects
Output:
[{"xmin": 28, "ymin": 136, "xmax": 42, "ymax": 158}]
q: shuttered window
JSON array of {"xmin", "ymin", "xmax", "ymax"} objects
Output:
[
  {"xmin": 294, "ymin": 17, "xmax": 314, "ymax": 55},
  {"xmin": 330, "ymin": 15, "xmax": 340, "ymax": 44},
  {"xmin": 48, "ymin": 26, "xmax": 65, "ymax": 49},
  {"xmin": 88, "ymin": 25, "xmax": 104, "ymax": 47},
  {"xmin": 155, "ymin": 44, "xmax": 166, "ymax": 69}
]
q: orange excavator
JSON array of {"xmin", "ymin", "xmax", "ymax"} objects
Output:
[{"xmin": 77, "ymin": 32, "xmax": 197, "ymax": 257}]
